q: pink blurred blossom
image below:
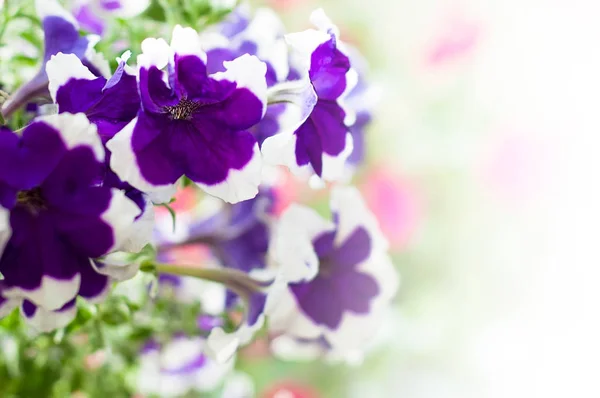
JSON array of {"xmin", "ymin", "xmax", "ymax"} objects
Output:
[
  {"xmin": 263, "ymin": 382, "xmax": 321, "ymax": 398},
  {"xmin": 361, "ymin": 167, "xmax": 423, "ymax": 250},
  {"xmin": 480, "ymin": 131, "xmax": 552, "ymax": 206},
  {"xmin": 425, "ymin": 15, "xmax": 481, "ymax": 67}
]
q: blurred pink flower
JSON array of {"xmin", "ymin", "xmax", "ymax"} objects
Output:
[
  {"xmin": 361, "ymin": 167, "xmax": 422, "ymax": 250},
  {"xmin": 480, "ymin": 131, "xmax": 551, "ymax": 206},
  {"xmin": 263, "ymin": 382, "xmax": 320, "ymax": 398},
  {"xmin": 425, "ymin": 15, "xmax": 481, "ymax": 67}
]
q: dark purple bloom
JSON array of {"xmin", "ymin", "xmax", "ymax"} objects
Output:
[
  {"xmin": 107, "ymin": 26, "xmax": 267, "ymax": 204},
  {"xmin": 0, "ymin": 113, "xmax": 140, "ymax": 331},
  {"xmin": 261, "ymin": 9, "xmax": 357, "ymax": 181},
  {"xmin": 267, "ymin": 187, "xmax": 399, "ymax": 357},
  {"xmin": 1, "ymin": 0, "xmax": 110, "ymax": 118}
]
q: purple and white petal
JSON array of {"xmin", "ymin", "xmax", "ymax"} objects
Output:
[
  {"xmin": 41, "ymin": 113, "xmax": 105, "ymax": 161},
  {"xmin": 106, "ymin": 118, "xmax": 177, "ymax": 203},
  {"xmin": 271, "ymin": 204, "xmax": 335, "ymax": 283},
  {"xmin": 100, "ymin": 189, "xmax": 141, "ymax": 253},
  {"xmin": 78, "ymin": 260, "xmax": 111, "ymax": 303},
  {"xmin": 196, "ymin": 142, "xmax": 263, "ymax": 204},
  {"xmin": 171, "ymin": 24, "xmax": 207, "ymax": 63},
  {"xmin": 21, "ymin": 299, "xmax": 77, "ymax": 332},
  {"xmin": 139, "ymin": 37, "xmax": 171, "ymax": 70},
  {"xmin": 84, "ymin": 38, "xmax": 111, "ymax": 78},
  {"xmin": 36, "ymin": 0, "xmax": 78, "ymax": 27},
  {"xmin": 241, "ymin": 8, "xmax": 289, "ymax": 81},
  {"xmin": 211, "ymin": 54, "xmax": 268, "ymax": 120},
  {"xmin": 138, "ymin": 336, "xmax": 234, "ymax": 397},
  {"xmin": 330, "ymin": 186, "xmax": 388, "ymax": 252},
  {"xmin": 46, "ymin": 53, "xmax": 96, "ymax": 104}
]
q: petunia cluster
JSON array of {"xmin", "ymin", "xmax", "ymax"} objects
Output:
[{"xmin": 0, "ymin": 0, "xmax": 395, "ymax": 374}]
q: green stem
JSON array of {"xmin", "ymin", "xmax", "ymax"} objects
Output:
[{"xmin": 154, "ymin": 263, "xmax": 264, "ymax": 299}]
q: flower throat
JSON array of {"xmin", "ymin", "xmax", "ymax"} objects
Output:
[{"xmin": 164, "ymin": 98, "xmax": 201, "ymax": 120}]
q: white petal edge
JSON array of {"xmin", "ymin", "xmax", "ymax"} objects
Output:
[
  {"xmin": 84, "ymin": 42, "xmax": 111, "ymax": 78},
  {"xmin": 211, "ymin": 54, "xmax": 268, "ymax": 117},
  {"xmin": 106, "ymin": 117, "xmax": 177, "ymax": 203},
  {"xmin": 243, "ymin": 8, "xmax": 289, "ymax": 82},
  {"xmin": 0, "ymin": 207, "xmax": 11, "ymax": 256},
  {"xmin": 92, "ymin": 252, "xmax": 140, "ymax": 282},
  {"xmin": 102, "ymin": 189, "xmax": 142, "ymax": 253},
  {"xmin": 206, "ymin": 327, "xmax": 241, "ymax": 364},
  {"xmin": 46, "ymin": 53, "xmax": 95, "ymax": 104},
  {"xmin": 309, "ymin": 8, "xmax": 340, "ymax": 37},
  {"xmin": 23, "ymin": 301, "xmax": 77, "ymax": 332},
  {"xmin": 170, "ymin": 25, "xmax": 207, "ymax": 64},
  {"xmin": 271, "ymin": 204, "xmax": 335, "ymax": 283},
  {"xmin": 36, "ymin": 0, "xmax": 78, "ymax": 26},
  {"xmin": 139, "ymin": 38, "xmax": 171, "ymax": 70},
  {"xmin": 266, "ymin": 76, "xmax": 318, "ymax": 130},
  {"xmin": 4, "ymin": 274, "xmax": 80, "ymax": 311},
  {"xmin": 39, "ymin": 112, "xmax": 104, "ymax": 162},
  {"xmin": 329, "ymin": 185, "xmax": 388, "ymax": 252},
  {"xmin": 285, "ymin": 29, "xmax": 330, "ymax": 76},
  {"xmin": 321, "ymin": 132, "xmax": 354, "ymax": 182},
  {"xmin": 270, "ymin": 335, "xmax": 324, "ymax": 362},
  {"xmin": 119, "ymin": 196, "xmax": 155, "ymax": 253},
  {"xmin": 196, "ymin": 143, "xmax": 262, "ymax": 204},
  {"xmin": 265, "ymin": 285, "xmax": 322, "ymax": 339}
]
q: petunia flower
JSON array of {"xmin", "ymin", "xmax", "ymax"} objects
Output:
[
  {"xmin": 202, "ymin": 6, "xmax": 316, "ymax": 153},
  {"xmin": 266, "ymin": 186, "xmax": 399, "ymax": 359},
  {"xmin": 73, "ymin": 0, "xmax": 151, "ymax": 36},
  {"xmin": 261, "ymin": 9, "xmax": 358, "ymax": 182},
  {"xmin": 136, "ymin": 335, "xmax": 235, "ymax": 398},
  {"xmin": 0, "ymin": 113, "xmax": 140, "ymax": 331},
  {"xmin": 46, "ymin": 51, "xmax": 155, "ymax": 258},
  {"xmin": 107, "ymin": 25, "xmax": 268, "ymax": 204},
  {"xmin": 1, "ymin": 0, "xmax": 110, "ymax": 118}
]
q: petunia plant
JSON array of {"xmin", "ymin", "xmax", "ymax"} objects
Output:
[{"xmin": 0, "ymin": 0, "xmax": 397, "ymax": 396}]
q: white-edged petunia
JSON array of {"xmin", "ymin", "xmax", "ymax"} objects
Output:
[
  {"xmin": 266, "ymin": 186, "xmax": 399, "ymax": 359},
  {"xmin": 107, "ymin": 25, "xmax": 268, "ymax": 204},
  {"xmin": 261, "ymin": 9, "xmax": 358, "ymax": 182},
  {"xmin": 0, "ymin": 113, "xmax": 140, "ymax": 331}
]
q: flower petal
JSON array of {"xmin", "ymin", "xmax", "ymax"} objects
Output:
[
  {"xmin": 195, "ymin": 141, "xmax": 262, "ymax": 204},
  {"xmin": 46, "ymin": 52, "xmax": 97, "ymax": 104},
  {"xmin": 272, "ymin": 204, "xmax": 335, "ymax": 283},
  {"xmin": 22, "ymin": 298, "xmax": 77, "ymax": 332},
  {"xmin": 107, "ymin": 116, "xmax": 178, "ymax": 203}
]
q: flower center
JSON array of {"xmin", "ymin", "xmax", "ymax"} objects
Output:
[
  {"xmin": 17, "ymin": 187, "xmax": 47, "ymax": 213},
  {"xmin": 163, "ymin": 98, "xmax": 201, "ymax": 120}
]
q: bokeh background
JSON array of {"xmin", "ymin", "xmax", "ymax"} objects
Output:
[
  {"xmin": 2, "ymin": 0, "xmax": 600, "ymax": 397},
  {"xmin": 246, "ymin": 0, "xmax": 600, "ymax": 397}
]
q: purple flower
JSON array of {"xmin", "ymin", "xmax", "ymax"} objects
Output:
[
  {"xmin": 0, "ymin": 113, "xmax": 140, "ymax": 331},
  {"xmin": 47, "ymin": 51, "xmax": 140, "ymax": 144},
  {"xmin": 203, "ymin": 7, "xmax": 310, "ymax": 151},
  {"xmin": 261, "ymin": 9, "xmax": 358, "ymax": 182},
  {"xmin": 1, "ymin": 0, "xmax": 110, "ymax": 118},
  {"xmin": 137, "ymin": 335, "xmax": 234, "ymax": 397},
  {"xmin": 46, "ymin": 51, "xmax": 155, "ymax": 256},
  {"xmin": 267, "ymin": 187, "xmax": 399, "ymax": 358},
  {"xmin": 107, "ymin": 26, "xmax": 268, "ymax": 204}
]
